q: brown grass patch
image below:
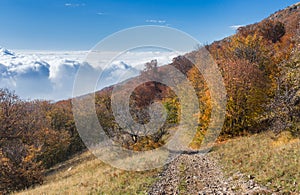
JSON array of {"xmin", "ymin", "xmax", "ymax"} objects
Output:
[
  {"xmin": 15, "ymin": 151, "xmax": 160, "ymax": 195},
  {"xmin": 211, "ymin": 131, "xmax": 300, "ymax": 193}
]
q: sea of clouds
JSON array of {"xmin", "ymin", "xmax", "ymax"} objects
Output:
[{"xmin": 0, "ymin": 48, "xmax": 180, "ymax": 101}]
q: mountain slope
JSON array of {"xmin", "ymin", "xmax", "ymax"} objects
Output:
[{"xmin": 10, "ymin": 2, "xmax": 300, "ymax": 194}]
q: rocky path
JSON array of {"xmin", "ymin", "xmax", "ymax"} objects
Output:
[{"xmin": 148, "ymin": 153, "xmax": 271, "ymax": 195}]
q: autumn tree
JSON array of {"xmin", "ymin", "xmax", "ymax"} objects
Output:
[
  {"xmin": 0, "ymin": 89, "xmax": 43, "ymax": 193},
  {"xmin": 263, "ymin": 42, "xmax": 300, "ymax": 135},
  {"xmin": 258, "ymin": 19, "xmax": 286, "ymax": 43},
  {"xmin": 0, "ymin": 89, "xmax": 85, "ymax": 193},
  {"xmin": 48, "ymin": 101, "xmax": 85, "ymax": 158},
  {"xmin": 207, "ymin": 32, "xmax": 276, "ymax": 137}
]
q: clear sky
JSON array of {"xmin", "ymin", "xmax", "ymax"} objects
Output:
[{"xmin": 0, "ymin": 0, "xmax": 299, "ymax": 50}]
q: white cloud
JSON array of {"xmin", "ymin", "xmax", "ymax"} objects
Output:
[
  {"xmin": 0, "ymin": 49, "xmax": 84, "ymax": 100},
  {"xmin": 96, "ymin": 12, "xmax": 105, "ymax": 15},
  {"xmin": 0, "ymin": 48, "xmax": 181, "ymax": 101},
  {"xmin": 146, "ymin": 19, "xmax": 166, "ymax": 24},
  {"xmin": 64, "ymin": 3, "xmax": 85, "ymax": 7},
  {"xmin": 230, "ymin": 24, "xmax": 245, "ymax": 30},
  {"xmin": 87, "ymin": 50, "xmax": 182, "ymax": 91}
]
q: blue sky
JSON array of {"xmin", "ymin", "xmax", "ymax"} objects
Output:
[{"xmin": 0, "ymin": 0, "xmax": 299, "ymax": 50}]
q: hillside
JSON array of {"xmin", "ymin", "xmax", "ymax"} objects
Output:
[
  {"xmin": 1, "ymin": 2, "xmax": 300, "ymax": 194},
  {"xmin": 15, "ymin": 151, "xmax": 160, "ymax": 195},
  {"xmin": 16, "ymin": 131, "xmax": 300, "ymax": 194}
]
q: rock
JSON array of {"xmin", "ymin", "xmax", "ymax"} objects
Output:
[{"xmin": 248, "ymin": 174, "xmax": 255, "ymax": 179}]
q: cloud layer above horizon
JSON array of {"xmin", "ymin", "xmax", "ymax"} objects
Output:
[{"xmin": 0, "ymin": 48, "xmax": 180, "ymax": 101}]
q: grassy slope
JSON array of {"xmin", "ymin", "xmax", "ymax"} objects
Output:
[
  {"xmin": 16, "ymin": 151, "xmax": 160, "ymax": 195},
  {"xmin": 211, "ymin": 131, "xmax": 300, "ymax": 193},
  {"xmin": 17, "ymin": 131, "xmax": 300, "ymax": 194}
]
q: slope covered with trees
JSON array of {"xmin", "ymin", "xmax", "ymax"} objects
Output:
[{"xmin": 0, "ymin": 3, "xmax": 299, "ymax": 194}]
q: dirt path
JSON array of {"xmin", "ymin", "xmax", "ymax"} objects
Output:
[{"xmin": 148, "ymin": 153, "xmax": 271, "ymax": 195}]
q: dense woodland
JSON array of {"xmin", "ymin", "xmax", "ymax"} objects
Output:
[{"xmin": 0, "ymin": 4, "xmax": 299, "ymax": 194}]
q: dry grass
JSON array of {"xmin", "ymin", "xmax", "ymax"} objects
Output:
[
  {"xmin": 15, "ymin": 151, "xmax": 160, "ymax": 195},
  {"xmin": 15, "ymin": 130, "xmax": 300, "ymax": 194},
  {"xmin": 211, "ymin": 131, "xmax": 300, "ymax": 193}
]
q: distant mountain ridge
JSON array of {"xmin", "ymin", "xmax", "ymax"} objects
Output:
[{"xmin": 0, "ymin": 47, "xmax": 15, "ymax": 56}]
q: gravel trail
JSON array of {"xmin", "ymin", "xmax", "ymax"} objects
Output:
[{"xmin": 148, "ymin": 153, "xmax": 272, "ymax": 195}]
